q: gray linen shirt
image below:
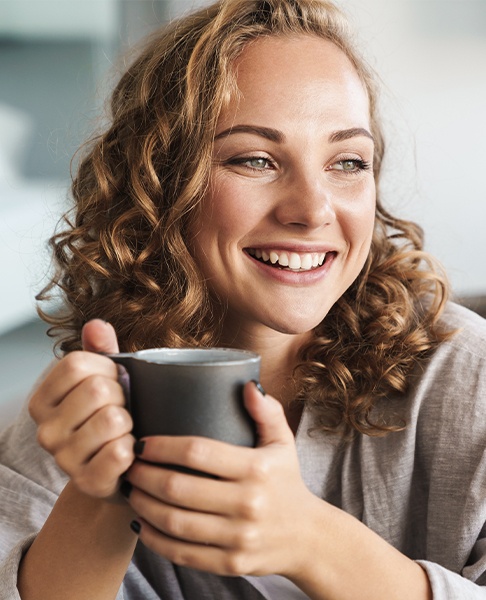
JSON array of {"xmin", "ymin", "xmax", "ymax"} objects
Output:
[{"xmin": 1, "ymin": 302, "xmax": 485, "ymax": 599}]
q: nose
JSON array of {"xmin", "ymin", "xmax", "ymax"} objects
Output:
[{"xmin": 273, "ymin": 169, "xmax": 336, "ymax": 230}]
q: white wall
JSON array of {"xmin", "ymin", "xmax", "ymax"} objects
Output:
[
  {"xmin": 334, "ymin": 0, "xmax": 486, "ymax": 297},
  {"xmin": 0, "ymin": 0, "xmax": 118, "ymax": 40}
]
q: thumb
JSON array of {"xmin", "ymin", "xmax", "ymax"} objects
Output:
[
  {"xmin": 81, "ymin": 319, "xmax": 120, "ymax": 354},
  {"xmin": 243, "ymin": 381, "xmax": 294, "ymax": 448}
]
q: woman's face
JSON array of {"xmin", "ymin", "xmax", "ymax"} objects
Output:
[{"xmin": 190, "ymin": 35, "xmax": 376, "ymax": 340}]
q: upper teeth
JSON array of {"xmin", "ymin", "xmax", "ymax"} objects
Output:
[{"xmin": 248, "ymin": 249, "xmax": 327, "ymax": 271}]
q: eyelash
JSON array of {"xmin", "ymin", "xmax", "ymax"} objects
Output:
[
  {"xmin": 226, "ymin": 156, "xmax": 275, "ymax": 172},
  {"xmin": 332, "ymin": 159, "xmax": 372, "ymax": 174},
  {"xmin": 226, "ymin": 156, "xmax": 372, "ymax": 175}
]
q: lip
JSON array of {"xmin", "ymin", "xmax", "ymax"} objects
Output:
[
  {"xmin": 245, "ymin": 243, "xmax": 337, "ymax": 253},
  {"xmin": 244, "ymin": 248, "xmax": 337, "ymax": 284}
]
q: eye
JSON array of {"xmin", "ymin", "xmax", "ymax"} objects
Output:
[
  {"xmin": 246, "ymin": 157, "xmax": 270, "ymax": 169},
  {"xmin": 331, "ymin": 159, "xmax": 371, "ymax": 173},
  {"xmin": 226, "ymin": 155, "xmax": 275, "ymax": 171}
]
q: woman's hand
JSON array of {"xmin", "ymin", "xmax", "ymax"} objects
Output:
[
  {"xmin": 122, "ymin": 382, "xmax": 319, "ymax": 579},
  {"xmin": 29, "ymin": 319, "xmax": 135, "ymax": 499}
]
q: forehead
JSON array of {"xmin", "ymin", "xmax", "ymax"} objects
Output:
[{"xmin": 218, "ymin": 34, "xmax": 370, "ymax": 132}]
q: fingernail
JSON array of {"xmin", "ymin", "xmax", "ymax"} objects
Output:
[
  {"xmin": 134, "ymin": 440, "xmax": 146, "ymax": 456},
  {"xmin": 130, "ymin": 520, "xmax": 141, "ymax": 535},
  {"xmin": 119, "ymin": 480, "xmax": 132, "ymax": 499},
  {"xmin": 252, "ymin": 380, "xmax": 266, "ymax": 396}
]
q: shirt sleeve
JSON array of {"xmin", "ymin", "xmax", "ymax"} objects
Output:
[
  {"xmin": 0, "ymin": 396, "xmax": 138, "ymax": 600},
  {"xmin": 0, "ymin": 461, "xmax": 128, "ymax": 600},
  {"xmin": 0, "ymin": 534, "xmax": 36, "ymax": 600},
  {"xmin": 0, "ymin": 460, "xmax": 58, "ymax": 600},
  {"xmin": 350, "ymin": 304, "xmax": 486, "ymax": 598},
  {"xmin": 417, "ymin": 560, "xmax": 486, "ymax": 599},
  {"xmin": 412, "ymin": 305, "xmax": 486, "ymax": 597}
]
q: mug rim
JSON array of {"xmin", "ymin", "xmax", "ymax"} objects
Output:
[{"xmin": 118, "ymin": 347, "xmax": 260, "ymax": 366}]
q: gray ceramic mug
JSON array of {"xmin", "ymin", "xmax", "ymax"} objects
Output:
[{"xmin": 108, "ymin": 348, "xmax": 260, "ymax": 447}]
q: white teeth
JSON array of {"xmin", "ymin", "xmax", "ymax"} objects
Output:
[
  {"xmin": 289, "ymin": 253, "xmax": 301, "ymax": 270},
  {"xmin": 248, "ymin": 248, "xmax": 328, "ymax": 271},
  {"xmin": 301, "ymin": 254, "xmax": 313, "ymax": 270},
  {"xmin": 270, "ymin": 251, "xmax": 279, "ymax": 264}
]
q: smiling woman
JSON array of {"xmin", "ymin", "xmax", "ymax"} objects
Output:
[
  {"xmin": 1, "ymin": 1, "xmax": 486, "ymax": 600},
  {"xmin": 191, "ymin": 35, "xmax": 376, "ymax": 343}
]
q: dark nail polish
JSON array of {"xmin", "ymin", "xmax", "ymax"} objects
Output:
[
  {"xmin": 119, "ymin": 480, "xmax": 132, "ymax": 499},
  {"xmin": 134, "ymin": 440, "xmax": 146, "ymax": 456},
  {"xmin": 130, "ymin": 520, "xmax": 141, "ymax": 535},
  {"xmin": 252, "ymin": 380, "xmax": 266, "ymax": 396}
]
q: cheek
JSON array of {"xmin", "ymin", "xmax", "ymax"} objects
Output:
[
  {"xmin": 340, "ymin": 189, "xmax": 376, "ymax": 247},
  {"xmin": 200, "ymin": 178, "xmax": 266, "ymax": 240},
  {"xmin": 189, "ymin": 182, "xmax": 252, "ymax": 266}
]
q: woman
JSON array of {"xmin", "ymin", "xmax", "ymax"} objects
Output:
[{"xmin": 1, "ymin": 1, "xmax": 485, "ymax": 598}]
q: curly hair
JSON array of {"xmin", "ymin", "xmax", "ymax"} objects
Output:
[{"xmin": 38, "ymin": 0, "xmax": 453, "ymax": 436}]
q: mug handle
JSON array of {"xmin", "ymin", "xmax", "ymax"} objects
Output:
[{"xmin": 103, "ymin": 353, "xmax": 133, "ymax": 412}]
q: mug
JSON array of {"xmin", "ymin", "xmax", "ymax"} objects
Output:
[{"xmin": 108, "ymin": 347, "xmax": 260, "ymax": 447}]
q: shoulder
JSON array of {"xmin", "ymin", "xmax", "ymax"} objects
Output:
[
  {"xmin": 436, "ymin": 301, "xmax": 486, "ymax": 358},
  {"xmin": 417, "ymin": 301, "xmax": 486, "ymax": 384},
  {"xmin": 405, "ymin": 302, "xmax": 486, "ymax": 444}
]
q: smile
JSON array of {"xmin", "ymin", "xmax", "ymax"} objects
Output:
[{"xmin": 246, "ymin": 248, "xmax": 330, "ymax": 272}]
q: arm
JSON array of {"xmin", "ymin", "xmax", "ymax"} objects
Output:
[
  {"xmin": 17, "ymin": 320, "xmax": 137, "ymax": 600},
  {"xmin": 290, "ymin": 498, "xmax": 432, "ymax": 600},
  {"xmin": 18, "ymin": 483, "xmax": 137, "ymax": 600},
  {"xmin": 122, "ymin": 383, "xmax": 433, "ymax": 600}
]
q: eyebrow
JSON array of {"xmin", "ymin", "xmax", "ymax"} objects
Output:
[
  {"xmin": 214, "ymin": 124, "xmax": 374, "ymax": 145},
  {"xmin": 214, "ymin": 125, "xmax": 284, "ymax": 143},
  {"xmin": 329, "ymin": 127, "xmax": 374, "ymax": 144}
]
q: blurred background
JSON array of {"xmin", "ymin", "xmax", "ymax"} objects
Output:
[{"xmin": 1, "ymin": 0, "xmax": 485, "ymax": 424}]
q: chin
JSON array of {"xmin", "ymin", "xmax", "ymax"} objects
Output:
[
  {"xmin": 271, "ymin": 323, "xmax": 322, "ymax": 336},
  {"xmin": 263, "ymin": 310, "xmax": 331, "ymax": 336}
]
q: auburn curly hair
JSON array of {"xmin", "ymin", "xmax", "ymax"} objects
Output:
[{"xmin": 38, "ymin": 0, "xmax": 453, "ymax": 436}]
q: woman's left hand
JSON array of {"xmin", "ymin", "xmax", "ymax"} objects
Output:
[{"xmin": 122, "ymin": 381, "xmax": 319, "ymax": 579}]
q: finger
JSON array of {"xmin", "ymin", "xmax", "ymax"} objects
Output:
[
  {"xmin": 131, "ymin": 517, "xmax": 253, "ymax": 577},
  {"xmin": 243, "ymin": 382, "xmax": 294, "ymax": 447},
  {"xmin": 134, "ymin": 436, "xmax": 255, "ymax": 481},
  {"xmin": 82, "ymin": 319, "xmax": 119, "ymax": 354},
  {"xmin": 71, "ymin": 433, "xmax": 135, "ymax": 498},
  {"xmin": 126, "ymin": 486, "xmax": 234, "ymax": 547},
  {"xmin": 29, "ymin": 352, "xmax": 119, "ymax": 422},
  {"xmin": 54, "ymin": 404, "xmax": 133, "ymax": 470},
  {"xmin": 38, "ymin": 376, "xmax": 126, "ymax": 451},
  {"xmin": 126, "ymin": 461, "xmax": 239, "ymax": 515}
]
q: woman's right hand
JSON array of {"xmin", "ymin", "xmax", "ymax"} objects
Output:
[{"xmin": 29, "ymin": 319, "xmax": 135, "ymax": 499}]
